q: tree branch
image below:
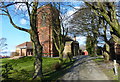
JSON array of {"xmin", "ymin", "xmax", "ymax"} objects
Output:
[
  {"xmin": 52, "ymin": 36, "xmax": 59, "ymax": 51},
  {"xmin": 2, "ymin": 2, "xmax": 30, "ymax": 33},
  {"xmin": 0, "ymin": 9, "xmax": 7, "ymax": 13},
  {"xmin": 25, "ymin": 2, "xmax": 31, "ymax": 17},
  {"xmin": 53, "ymin": 29, "xmax": 59, "ymax": 35},
  {"xmin": 85, "ymin": 2, "xmax": 120, "ymax": 37},
  {"xmin": 0, "ymin": 13, "xmax": 7, "ymax": 15},
  {"xmin": 0, "ymin": 2, "xmax": 24, "ymax": 8}
]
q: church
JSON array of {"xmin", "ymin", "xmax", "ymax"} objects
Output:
[{"xmin": 16, "ymin": 4, "xmax": 79, "ymax": 57}]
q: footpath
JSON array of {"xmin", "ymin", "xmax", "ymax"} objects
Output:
[{"xmin": 58, "ymin": 55, "xmax": 111, "ymax": 81}]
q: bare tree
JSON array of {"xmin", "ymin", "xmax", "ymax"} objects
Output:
[
  {"xmin": 0, "ymin": 2, "xmax": 43, "ymax": 79},
  {"xmin": 0, "ymin": 38, "xmax": 7, "ymax": 53},
  {"xmin": 84, "ymin": 2, "xmax": 120, "ymax": 61},
  {"xmin": 85, "ymin": 2, "xmax": 120, "ymax": 41},
  {"xmin": 69, "ymin": 7, "xmax": 101, "ymax": 56},
  {"xmin": 52, "ymin": 2, "xmax": 69, "ymax": 62}
]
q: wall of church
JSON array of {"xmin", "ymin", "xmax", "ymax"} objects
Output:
[{"xmin": 37, "ymin": 4, "xmax": 59, "ymax": 57}]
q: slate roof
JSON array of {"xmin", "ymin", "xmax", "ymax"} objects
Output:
[
  {"xmin": 65, "ymin": 36, "xmax": 74, "ymax": 41},
  {"xmin": 16, "ymin": 41, "xmax": 32, "ymax": 49}
]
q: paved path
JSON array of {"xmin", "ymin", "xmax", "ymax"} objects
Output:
[{"xmin": 59, "ymin": 55, "xmax": 110, "ymax": 80}]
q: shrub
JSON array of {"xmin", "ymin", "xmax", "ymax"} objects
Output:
[
  {"xmin": 10, "ymin": 52, "xmax": 19, "ymax": 57},
  {"xmin": 2, "ymin": 63, "xmax": 13, "ymax": 79},
  {"xmin": 67, "ymin": 52, "xmax": 73, "ymax": 61},
  {"xmin": 52, "ymin": 62, "xmax": 62, "ymax": 71}
]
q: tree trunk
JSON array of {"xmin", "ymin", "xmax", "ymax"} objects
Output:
[
  {"xmin": 33, "ymin": 45, "xmax": 42, "ymax": 80},
  {"xmin": 59, "ymin": 50, "xmax": 63, "ymax": 63},
  {"xmin": 30, "ymin": 33, "xmax": 43, "ymax": 80},
  {"xmin": 109, "ymin": 35, "xmax": 118, "ymax": 60},
  {"xmin": 103, "ymin": 51, "xmax": 110, "ymax": 62},
  {"xmin": 93, "ymin": 43, "xmax": 97, "ymax": 56},
  {"xmin": 103, "ymin": 43, "xmax": 110, "ymax": 62}
]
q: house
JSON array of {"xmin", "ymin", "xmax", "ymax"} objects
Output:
[
  {"xmin": 16, "ymin": 36, "xmax": 79, "ymax": 57},
  {"xmin": 0, "ymin": 55, "xmax": 10, "ymax": 58},
  {"xmin": 15, "ymin": 4, "xmax": 79, "ymax": 57},
  {"xmin": 109, "ymin": 37, "xmax": 120, "ymax": 60},
  {"xmin": 63, "ymin": 36, "xmax": 79, "ymax": 56},
  {"xmin": 16, "ymin": 41, "xmax": 33, "ymax": 56}
]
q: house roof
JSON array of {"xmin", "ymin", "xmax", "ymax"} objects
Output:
[
  {"xmin": 65, "ymin": 36, "xmax": 74, "ymax": 41},
  {"xmin": 16, "ymin": 41, "xmax": 32, "ymax": 49}
]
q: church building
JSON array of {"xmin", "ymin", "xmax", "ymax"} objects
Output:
[{"xmin": 15, "ymin": 4, "xmax": 79, "ymax": 57}]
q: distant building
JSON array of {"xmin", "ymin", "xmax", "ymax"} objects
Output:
[
  {"xmin": 0, "ymin": 55, "xmax": 2, "ymax": 58},
  {"xmin": 109, "ymin": 37, "xmax": 120, "ymax": 60},
  {"xmin": 63, "ymin": 36, "xmax": 79, "ymax": 56},
  {"xmin": 0, "ymin": 55, "xmax": 10, "ymax": 58},
  {"xmin": 16, "ymin": 42, "xmax": 33, "ymax": 56}
]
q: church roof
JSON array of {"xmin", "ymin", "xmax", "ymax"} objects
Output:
[
  {"xmin": 16, "ymin": 41, "xmax": 32, "ymax": 49},
  {"xmin": 65, "ymin": 36, "xmax": 74, "ymax": 41}
]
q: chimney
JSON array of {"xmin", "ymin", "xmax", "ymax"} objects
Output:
[
  {"xmin": 25, "ymin": 42, "xmax": 27, "ymax": 48},
  {"xmin": 74, "ymin": 35, "xmax": 76, "ymax": 41}
]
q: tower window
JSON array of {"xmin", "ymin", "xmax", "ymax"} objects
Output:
[{"xmin": 41, "ymin": 13, "xmax": 47, "ymax": 27}]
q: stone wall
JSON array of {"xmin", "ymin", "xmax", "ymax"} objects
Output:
[{"xmin": 63, "ymin": 41, "xmax": 73, "ymax": 56}]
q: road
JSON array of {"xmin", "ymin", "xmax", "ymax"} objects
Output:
[{"xmin": 58, "ymin": 55, "xmax": 111, "ymax": 81}]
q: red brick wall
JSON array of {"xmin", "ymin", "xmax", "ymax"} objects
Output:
[{"xmin": 37, "ymin": 4, "xmax": 59, "ymax": 57}]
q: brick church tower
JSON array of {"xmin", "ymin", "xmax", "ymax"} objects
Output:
[{"xmin": 37, "ymin": 4, "xmax": 60, "ymax": 57}]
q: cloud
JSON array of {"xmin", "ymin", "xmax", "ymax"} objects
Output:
[
  {"xmin": 74, "ymin": 6, "xmax": 81, "ymax": 9},
  {"xmin": 14, "ymin": 3, "xmax": 27, "ymax": 11},
  {"xmin": 66, "ymin": 6, "xmax": 81, "ymax": 17},
  {"xmin": 76, "ymin": 36, "xmax": 86, "ymax": 41},
  {"xmin": 9, "ymin": 49, "xmax": 16, "ymax": 52},
  {"xmin": 14, "ymin": 2, "xmax": 33, "ymax": 13},
  {"xmin": 66, "ymin": 10, "xmax": 75, "ymax": 16},
  {"xmin": 75, "ymin": 36, "xmax": 86, "ymax": 50},
  {"xmin": 20, "ymin": 18, "xmax": 27, "ymax": 25},
  {"xmin": 62, "ymin": 6, "xmax": 81, "ymax": 21},
  {"xmin": 76, "ymin": 36, "xmax": 86, "ymax": 45}
]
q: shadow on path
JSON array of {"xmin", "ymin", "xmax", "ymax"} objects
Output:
[{"xmin": 58, "ymin": 55, "xmax": 110, "ymax": 80}]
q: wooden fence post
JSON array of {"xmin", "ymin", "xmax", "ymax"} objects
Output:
[{"xmin": 114, "ymin": 60, "xmax": 118, "ymax": 75}]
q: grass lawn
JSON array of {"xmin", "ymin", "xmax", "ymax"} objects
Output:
[
  {"xmin": 0, "ymin": 56, "xmax": 75, "ymax": 80},
  {"xmin": 93, "ymin": 58, "xmax": 120, "ymax": 80}
]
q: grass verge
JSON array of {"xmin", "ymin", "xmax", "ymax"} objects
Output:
[
  {"xmin": 93, "ymin": 58, "xmax": 119, "ymax": 80},
  {"xmin": 0, "ymin": 56, "xmax": 75, "ymax": 80}
]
